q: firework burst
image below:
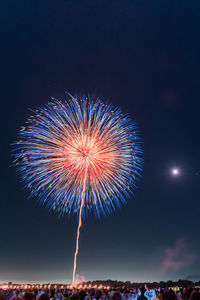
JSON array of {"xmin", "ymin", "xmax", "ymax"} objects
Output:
[{"xmin": 12, "ymin": 93, "xmax": 143, "ymax": 282}]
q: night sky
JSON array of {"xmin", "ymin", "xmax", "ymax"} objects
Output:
[{"xmin": 1, "ymin": 0, "xmax": 200, "ymax": 284}]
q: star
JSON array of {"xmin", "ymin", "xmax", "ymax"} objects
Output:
[{"xmin": 171, "ymin": 168, "xmax": 180, "ymax": 176}]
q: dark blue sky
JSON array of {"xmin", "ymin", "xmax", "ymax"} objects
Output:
[{"xmin": 1, "ymin": 0, "xmax": 200, "ymax": 283}]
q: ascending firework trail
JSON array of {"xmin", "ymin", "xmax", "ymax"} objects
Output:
[{"xmin": 12, "ymin": 93, "xmax": 143, "ymax": 283}]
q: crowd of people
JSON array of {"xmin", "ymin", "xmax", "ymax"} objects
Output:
[{"xmin": 0, "ymin": 286, "xmax": 200, "ymax": 300}]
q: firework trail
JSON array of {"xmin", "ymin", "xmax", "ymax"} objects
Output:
[
  {"xmin": 12, "ymin": 93, "xmax": 143, "ymax": 282},
  {"xmin": 73, "ymin": 196, "xmax": 84, "ymax": 283},
  {"xmin": 73, "ymin": 167, "xmax": 87, "ymax": 283}
]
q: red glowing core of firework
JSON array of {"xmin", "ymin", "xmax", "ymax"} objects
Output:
[{"xmin": 61, "ymin": 132, "xmax": 117, "ymax": 180}]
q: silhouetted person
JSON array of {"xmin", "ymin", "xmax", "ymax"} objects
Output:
[
  {"xmin": 190, "ymin": 291, "xmax": 200, "ymax": 300},
  {"xmin": 39, "ymin": 294, "xmax": 50, "ymax": 300},
  {"xmin": 79, "ymin": 290, "xmax": 86, "ymax": 300},
  {"xmin": 69, "ymin": 293, "xmax": 79, "ymax": 300},
  {"xmin": 137, "ymin": 287, "xmax": 147, "ymax": 300},
  {"xmin": 54, "ymin": 290, "xmax": 64, "ymax": 300},
  {"xmin": 23, "ymin": 292, "xmax": 34, "ymax": 300},
  {"xmin": 9, "ymin": 290, "xmax": 23, "ymax": 300},
  {"xmin": 9, "ymin": 296, "xmax": 23, "ymax": 300},
  {"xmin": 161, "ymin": 290, "xmax": 177, "ymax": 300},
  {"xmin": 95, "ymin": 290, "xmax": 102, "ymax": 300},
  {"xmin": 183, "ymin": 289, "xmax": 193, "ymax": 300},
  {"xmin": 112, "ymin": 291, "xmax": 122, "ymax": 300}
]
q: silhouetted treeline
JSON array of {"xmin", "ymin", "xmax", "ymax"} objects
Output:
[{"xmin": 86, "ymin": 279, "xmax": 200, "ymax": 289}]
